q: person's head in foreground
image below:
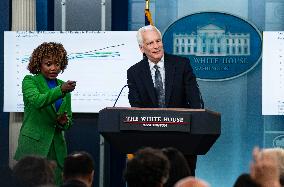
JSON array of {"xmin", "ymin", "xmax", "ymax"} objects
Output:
[
  {"xmin": 13, "ymin": 155, "xmax": 56, "ymax": 187},
  {"xmin": 174, "ymin": 176, "xmax": 210, "ymax": 187},
  {"xmin": 63, "ymin": 151, "xmax": 94, "ymax": 187},
  {"xmin": 250, "ymin": 147, "xmax": 282, "ymax": 187},
  {"xmin": 124, "ymin": 147, "xmax": 170, "ymax": 187}
]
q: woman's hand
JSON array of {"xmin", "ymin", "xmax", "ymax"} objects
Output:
[
  {"xmin": 61, "ymin": 80, "xmax": 76, "ymax": 94},
  {"xmin": 56, "ymin": 112, "xmax": 68, "ymax": 126}
]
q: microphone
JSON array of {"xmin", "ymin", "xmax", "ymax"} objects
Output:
[
  {"xmin": 113, "ymin": 84, "xmax": 131, "ymax": 107},
  {"xmin": 200, "ymin": 93, "xmax": 205, "ymax": 109}
]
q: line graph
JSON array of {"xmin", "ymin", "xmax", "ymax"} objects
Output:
[{"xmin": 4, "ymin": 31, "xmax": 141, "ymax": 112}]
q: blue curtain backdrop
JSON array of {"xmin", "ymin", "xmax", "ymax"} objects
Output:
[{"xmin": 36, "ymin": 0, "xmax": 54, "ymax": 31}]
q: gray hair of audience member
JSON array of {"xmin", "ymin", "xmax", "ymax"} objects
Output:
[
  {"xmin": 263, "ymin": 148, "xmax": 284, "ymax": 185},
  {"xmin": 124, "ymin": 147, "xmax": 170, "ymax": 187},
  {"xmin": 136, "ymin": 25, "xmax": 162, "ymax": 46},
  {"xmin": 12, "ymin": 155, "xmax": 56, "ymax": 187},
  {"xmin": 174, "ymin": 176, "xmax": 210, "ymax": 187}
]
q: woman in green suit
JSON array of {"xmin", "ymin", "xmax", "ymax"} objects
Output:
[{"xmin": 14, "ymin": 42, "xmax": 76, "ymax": 185}]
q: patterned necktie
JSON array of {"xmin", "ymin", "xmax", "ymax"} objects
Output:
[{"xmin": 154, "ymin": 65, "xmax": 165, "ymax": 108}]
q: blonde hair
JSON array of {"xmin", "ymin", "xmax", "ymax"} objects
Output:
[{"xmin": 263, "ymin": 148, "xmax": 284, "ymax": 177}]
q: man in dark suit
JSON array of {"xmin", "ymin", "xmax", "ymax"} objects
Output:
[{"xmin": 127, "ymin": 25, "xmax": 204, "ymax": 175}]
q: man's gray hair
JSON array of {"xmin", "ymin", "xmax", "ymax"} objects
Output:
[{"xmin": 136, "ymin": 25, "xmax": 162, "ymax": 46}]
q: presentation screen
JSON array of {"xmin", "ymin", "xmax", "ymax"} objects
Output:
[
  {"xmin": 262, "ymin": 31, "xmax": 284, "ymax": 115},
  {"xmin": 4, "ymin": 31, "xmax": 141, "ymax": 113}
]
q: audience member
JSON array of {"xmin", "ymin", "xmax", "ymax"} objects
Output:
[
  {"xmin": 62, "ymin": 151, "xmax": 94, "ymax": 187},
  {"xmin": 263, "ymin": 148, "xmax": 284, "ymax": 186},
  {"xmin": 61, "ymin": 179, "xmax": 87, "ymax": 187},
  {"xmin": 174, "ymin": 176, "xmax": 210, "ymax": 187},
  {"xmin": 12, "ymin": 155, "xmax": 56, "ymax": 187},
  {"xmin": 124, "ymin": 147, "xmax": 170, "ymax": 187},
  {"xmin": 250, "ymin": 147, "xmax": 281, "ymax": 187},
  {"xmin": 162, "ymin": 147, "xmax": 191, "ymax": 187},
  {"xmin": 233, "ymin": 173, "xmax": 260, "ymax": 187}
]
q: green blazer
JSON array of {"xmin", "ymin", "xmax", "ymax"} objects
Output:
[{"xmin": 14, "ymin": 73, "xmax": 72, "ymax": 168}]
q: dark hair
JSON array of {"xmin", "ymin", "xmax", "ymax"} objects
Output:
[
  {"xmin": 124, "ymin": 147, "xmax": 170, "ymax": 187},
  {"xmin": 233, "ymin": 173, "xmax": 260, "ymax": 187},
  {"xmin": 162, "ymin": 147, "xmax": 191, "ymax": 187},
  {"xmin": 280, "ymin": 175, "xmax": 284, "ymax": 187},
  {"xmin": 63, "ymin": 151, "xmax": 94, "ymax": 179},
  {"xmin": 61, "ymin": 179, "xmax": 87, "ymax": 187},
  {"xmin": 28, "ymin": 42, "xmax": 68, "ymax": 74},
  {"xmin": 12, "ymin": 155, "xmax": 55, "ymax": 187}
]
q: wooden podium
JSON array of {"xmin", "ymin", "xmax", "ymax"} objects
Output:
[{"xmin": 98, "ymin": 107, "xmax": 221, "ymax": 155}]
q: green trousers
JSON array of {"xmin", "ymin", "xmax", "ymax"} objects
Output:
[{"xmin": 47, "ymin": 140, "xmax": 63, "ymax": 186}]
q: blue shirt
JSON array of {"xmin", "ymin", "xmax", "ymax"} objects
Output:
[{"xmin": 46, "ymin": 79, "xmax": 62, "ymax": 112}]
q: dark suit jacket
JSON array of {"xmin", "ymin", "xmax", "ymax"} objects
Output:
[
  {"xmin": 127, "ymin": 53, "xmax": 203, "ymax": 175},
  {"xmin": 127, "ymin": 53, "xmax": 203, "ymax": 109},
  {"xmin": 127, "ymin": 54, "xmax": 203, "ymax": 176}
]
